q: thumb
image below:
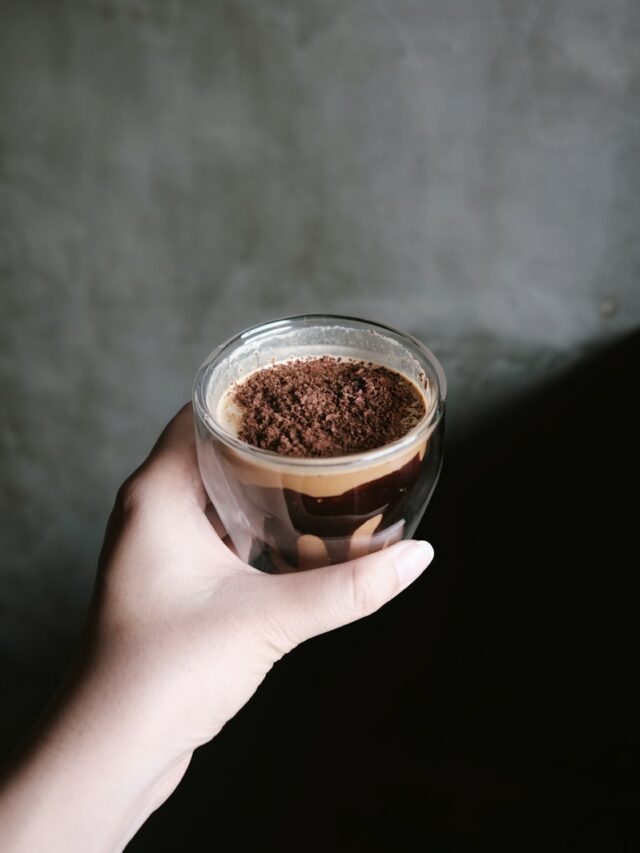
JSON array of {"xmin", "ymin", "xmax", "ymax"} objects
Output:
[{"xmin": 270, "ymin": 540, "xmax": 434, "ymax": 646}]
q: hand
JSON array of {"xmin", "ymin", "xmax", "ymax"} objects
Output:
[{"xmin": 0, "ymin": 404, "xmax": 434, "ymax": 852}]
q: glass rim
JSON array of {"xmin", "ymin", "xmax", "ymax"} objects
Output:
[{"xmin": 193, "ymin": 313, "xmax": 447, "ymax": 471}]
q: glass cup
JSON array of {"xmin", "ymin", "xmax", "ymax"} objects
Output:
[{"xmin": 193, "ymin": 314, "xmax": 446, "ymax": 572}]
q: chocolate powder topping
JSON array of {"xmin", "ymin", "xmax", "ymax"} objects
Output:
[{"xmin": 232, "ymin": 356, "xmax": 426, "ymax": 457}]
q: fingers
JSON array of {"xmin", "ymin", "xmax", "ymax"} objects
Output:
[
  {"xmin": 148, "ymin": 402, "xmax": 198, "ymax": 467},
  {"xmin": 140, "ymin": 403, "xmax": 208, "ymax": 510},
  {"xmin": 269, "ymin": 540, "xmax": 434, "ymax": 647}
]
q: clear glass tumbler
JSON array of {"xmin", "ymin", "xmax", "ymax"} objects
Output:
[{"xmin": 193, "ymin": 314, "xmax": 446, "ymax": 572}]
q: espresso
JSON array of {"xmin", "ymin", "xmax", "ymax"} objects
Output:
[{"xmin": 208, "ymin": 357, "xmax": 435, "ymax": 571}]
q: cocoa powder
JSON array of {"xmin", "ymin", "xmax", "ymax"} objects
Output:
[{"xmin": 232, "ymin": 356, "xmax": 425, "ymax": 457}]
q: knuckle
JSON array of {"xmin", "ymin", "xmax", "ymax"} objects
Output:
[
  {"xmin": 115, "ymin": 467, "xmax": 150, "ymax": 516},
  {"xmin": 259, "ymin": 613, "xmax": 300, "ymax": 658},
  {"xmin": 257, "ymin": 580, "xmax": 306, "ymax": 655},
  {"xmin": 345, "ymin": 558, "xmax": 384, "ymax": 618}
]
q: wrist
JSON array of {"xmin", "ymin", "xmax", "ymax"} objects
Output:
[{"xmin": 0, "ymin": 648, "xmax": 191, "ymax": 852}]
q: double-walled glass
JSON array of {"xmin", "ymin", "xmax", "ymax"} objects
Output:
[{"xmin": 193, "ymin": 315, "xmax": 446, "ymax": 573}]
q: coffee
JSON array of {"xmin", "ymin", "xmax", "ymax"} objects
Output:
[
  {"xmin": 193, "ymin": 315, "xmax": 446, "ymax": 573},
  {"xmin": 210, "ymin": 357, "xmax": 432, "ymax": 570}
]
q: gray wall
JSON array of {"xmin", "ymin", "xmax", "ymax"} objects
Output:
[{"xmin": 1, "ymin": 1, "xmax": 639, "ymax": 704}]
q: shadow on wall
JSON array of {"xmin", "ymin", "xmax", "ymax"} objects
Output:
[{"xmin": 119, "ymin": 330, "xmax": 637, "ymax": 852}]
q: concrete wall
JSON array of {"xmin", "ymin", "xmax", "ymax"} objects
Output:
[{"xmin": 1, "ymin": 1, "xmax": 639, "ymax": 679}]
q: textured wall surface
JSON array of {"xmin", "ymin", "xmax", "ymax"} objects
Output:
[{"xmin": 1, "ymin": 1, "xmax": 639, "ymax": 707}]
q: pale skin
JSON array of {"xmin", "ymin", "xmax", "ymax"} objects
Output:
[{"xmin": 0, "ymin": 404, "xmax": 434, "ymax": 852}]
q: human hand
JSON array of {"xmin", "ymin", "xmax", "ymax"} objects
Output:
[{"xmin": 0, "ymin": 404, "xmax": 433, "ymax": 852}]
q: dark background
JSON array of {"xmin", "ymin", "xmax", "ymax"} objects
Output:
[
  {"xmin": 1, "ymin": 1, "xmax": 638, "ymax": 849},
  {"xmin": 136, "ymin": 333, "xmax": 639, "ymax": 851}
]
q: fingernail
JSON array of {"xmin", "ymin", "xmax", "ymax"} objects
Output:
[{"xmin": 394, "ymin": 541, "xmax": 434, "ymax": 590}]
